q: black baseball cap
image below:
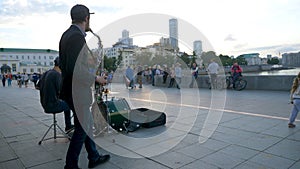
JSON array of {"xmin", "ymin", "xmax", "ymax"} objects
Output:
[
  {"xmin": 70, "ymin": 4, "xmax": 94, "ymax": 22},
  {"xmin": 54, "ymin": 57, "xmax": 60, "ymax": 66}
]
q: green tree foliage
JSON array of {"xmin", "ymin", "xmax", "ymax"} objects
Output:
[
  {"xmin": 103, "ymin": 55, "xmax": 118, "ymax": 72},
  {"xmin": 180, "ymin": 52, "xmax": 191, "ymax": 66},
  {"xmin": 235, "ymin": 56, "xmax": 248, "ymax": 65},
  {"xmin": 218, "ymin": 54, "xmax": 233, "ymax": 66},
  {"xmin": 267, "ymin": 58, "xmax": 279, "ymax": 65},
  {"xmin": 135, "ymin": 51, "xmax": 153, "ymax": 66},
  {"xmin": 200, "ymin": 51, "xmax": 218, "ymax": 66},
  {"xmin": 116, "ymin": 51, "xmax": 123, "ymax": 67}
]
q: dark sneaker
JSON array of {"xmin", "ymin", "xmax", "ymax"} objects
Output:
[
  {"xmin": 65, "ymin": 125, "xmax": 74, "ymax": 133},
  {"xmin": 288, "ymin": 123, "xmax": 296, "ymax": 128},
  {"xmin": 88, "ymin": 154, "xmax": 110, "ymax": 168}
]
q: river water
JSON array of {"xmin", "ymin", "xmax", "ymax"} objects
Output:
[{"xmin": 243, "ymin": 67, "xmax": 300, "ymax": 76}]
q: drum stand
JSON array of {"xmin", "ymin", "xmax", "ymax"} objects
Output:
[{"xmin": 93, "ymin": 87, "xmax": 114, "ymax": 137}]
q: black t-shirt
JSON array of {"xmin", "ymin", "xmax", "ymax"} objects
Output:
[{"xmin": 38, "ymin": 69, "xmax": 61, "ymax": 111}]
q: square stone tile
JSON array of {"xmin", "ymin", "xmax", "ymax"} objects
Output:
[
  {"xmin": 235, "ymin": 133, "xmax": 282, "ymax": 151},
  {"xmin": 175, "ymin": 143, "xmax": 215, "ymax": 159},
  {"xmin": 265, "ymin": 139, "xmax": 300, "ymax": 161},
  {"xmin": 199, "ymin": 138, "xmax": 230, "ymax": 151},
  {"xmin": 289, "ymin": 160, "xmax": 300, "ymax": 169},
  {"xmin": 201, "ymin": 151, "xmax": 245, "ymax": 169},
  {"xmin": 249, "ymin": 152, "xmax": 295, "ymax": 169},
  {"xmin": 151, "ymin": 151, "xmax": 195, "ymax": 168},
  {"xmin": 0, "ymin": 145, "xmax": 17, "ymax": 162},
  {"xmin": 234, "ymin": 160, "xmax": 274, "ymax": 169},
  {"xmin": 219, "ymin": 112, "xmax": 244, "ymax": 124},
  {"xmin": 0, "ymin": 159, "xmax": 24, "ymax": 169},
  {"xmin": 262, "ymin": 122, "xmax": 300, "ymax": 138},
  {"xmin": 287, "ymin": 130, "xmax": 300, "ymax": 141},
  {"xmin": 219, "ymin": 144, "xmax": 259, "ymax": 160},
  {"xmin": 180, "ymin": 159, "xmax": 219, "ymax": 169},
  {"xmin": 110, "ymin": 154, "xmax": 169, "ymax": 169}
]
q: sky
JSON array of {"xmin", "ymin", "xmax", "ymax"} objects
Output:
[{"xmin": 1, "ymin": 0, "xmax": 300, "ymax": 57}]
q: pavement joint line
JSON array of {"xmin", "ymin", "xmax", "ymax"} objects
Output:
[
  {"xmin": 130, "ymin": 98, "xmax": 299, "ymax": 122},
  {"xmin": 0, "ymin": 157, "xmax": 19, "ymax": 164},
  {"xmin": 4, "ymin": 133, "xmax": 31, "ymax": 139},
  {"xmin": 25, "ymin": 158, "xmax": 63, "ymax": 169}
]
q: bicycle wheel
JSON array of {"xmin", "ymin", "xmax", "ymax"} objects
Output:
[
  {"xmin": 234, "ymin": 79, "xmax": 247, "ymax": 91},
  {"xmin": 226, "ymin": 78, "xmax": 231, "ymax": 89}
]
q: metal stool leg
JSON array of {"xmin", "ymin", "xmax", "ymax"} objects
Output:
[{"xmin": 38, "ymin": 113, "xmax": 70, "ymax": 145}]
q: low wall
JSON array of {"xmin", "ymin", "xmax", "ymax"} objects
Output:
[{"xmin": 112, "ymin": 74, "xmax": 295, "ymax": 91}]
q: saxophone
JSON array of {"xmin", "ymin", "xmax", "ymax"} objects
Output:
[
  {"xmin": 89, "ymin": 28, "xmax": 106, "ymax": 100},
  {"xmin": 89, "ymin": 29, "xmax": 109, "ymax": 135}
]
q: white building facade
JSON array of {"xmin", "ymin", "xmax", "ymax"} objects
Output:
[
  {"xmin": 282, "ymin": 52, "xmax": 300, "ymax": 67},
  {"xmin": 0, "ymin": 48, "xmax": 58, "ymax": 74}
]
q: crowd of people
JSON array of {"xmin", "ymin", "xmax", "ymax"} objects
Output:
[
  {"xmin": 0, "ymin": 72, "xmax": 41, "ymax": 88},
  {"xmin": 125, "ymin": 63, "xmax": 183, "ymax": 89}
]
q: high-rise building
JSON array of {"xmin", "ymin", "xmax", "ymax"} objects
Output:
[
  {"xmin": 193, "ymin": 40, "xmax": 202, "ymax": 56},
  {"xmin": 118, "ymin": 29, "xmax": 133, "ymax": 46},
  {"xmin": 169, "ymin": 18, "xmax": 178, "ymax": 50}
]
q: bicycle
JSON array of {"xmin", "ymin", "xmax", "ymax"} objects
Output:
[{"xmin": 226, "ymin": 72, "xmax": 247, "ymax": 91}]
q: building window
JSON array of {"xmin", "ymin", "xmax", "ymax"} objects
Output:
[
  {"xmin": 44, "ymin": 62, "xmax": 46, "ymax": 66},
  {"xmin": 44, "ymin": 56, "xmax": 46, "ymax": 59},
  {"xmin": 23, "ymin": 69, "xmax": 26, "ymax": 73},
  {"xmin": 12, "ymin": 64, "xmax": 16, "ymax": 72},
  {"xmin": 33, "ymin": 56, "xmax": 36, "ymax": 59},
  {"xmin": 37, "ymin": 68, "xmax": 41, "ymax": 73},
  {"xmin": 16, "ymin": 56, "xmax": 19, "ymax": 59},
  {"xmin": 30, "ymin": 68, "xmax": 34, "ymax": 73},
  {"xmin": 50, "ymin": 62, "xmax": 54, "ymax": 66},
  {"xmin": 39, "ymin": 56, "xmax": 41, "ymax": 59},
  {"xmin": 49, "ymin": 56, "xmax": 54, "ymax": 59},
  {"xmin": 22, "ymin": 56, "xmax": 24, "ymax": 59}
]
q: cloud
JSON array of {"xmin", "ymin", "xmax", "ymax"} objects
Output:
[
  {"xmin": 0, "ymin": 0, "xmax": 121, "ymax": 18},
  {"xmin": 224, "ymin": 34, "xmax": 236, "ymax": 41},
  {"xmin": 0, "ymin": 0, "xmax": 69, "ymax": 17},
  {"xmin": 234, "ymin": 43, "xmax": 248, "ymax": 49},
  {"xmin": 247, "ymin": 43, "xmax": 300, "ymax": 54}
]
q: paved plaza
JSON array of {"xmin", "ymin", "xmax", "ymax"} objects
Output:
[{"xmin": 0, "ymin": 82, "xmax": 300, "ymax": 169}]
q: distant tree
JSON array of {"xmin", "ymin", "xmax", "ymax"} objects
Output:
[
  {"xmin": 103, "ymin": 55, "xmax": 117, "ymax": 72},
  {"xmin": 201, "ymin": 51, "xmax": 218, "ymax": 67},
  {"xmin": 180, "ymin": 52, "xmax": 191, "ymax": 66},
  {"xmin": 116, "ymin": 51, "xmax": 123, "ymax": 67},
  {"xmin": 218, "ymin": 54, "xmax": 233, "ymax": 66},
  {"xmin": 235, "ymin": 56, "xmax": 248, "ymax": 65},
  {"xmin": 135, "ymin": 51, "xmax": 152, "ymax": 66},
  {"xmin": 267, "ymin": 58, "xmax": 279, "ymax": 65}
]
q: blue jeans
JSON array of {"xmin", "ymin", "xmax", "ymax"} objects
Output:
[
  {"xmin": 65, "ymin": 98, "xmax": 100, "ymax": 169},
  {"xmin": 290, "ymin": 99, "xmax": 300, "ymax": 124},
  {"xmin": 44, "ymin": 100, "xmax": 69, "ymax": 114}
]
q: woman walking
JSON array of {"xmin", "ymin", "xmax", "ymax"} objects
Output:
[{"xmin": 289, "ymin": 72, "xmax": 300, "ymax": 128}]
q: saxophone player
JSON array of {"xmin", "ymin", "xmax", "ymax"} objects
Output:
[{"xmin": 59, "ymin": 4, "xmax": 110, "ymax": 169}]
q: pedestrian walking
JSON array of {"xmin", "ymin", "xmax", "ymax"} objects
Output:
[
  {"xmin": 189, "ymin": 62, "xmax": 198, "ymax": 88},
  {"xmin": 289, "ymin": 72, "xmax": 300, "ymax": 128}
]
